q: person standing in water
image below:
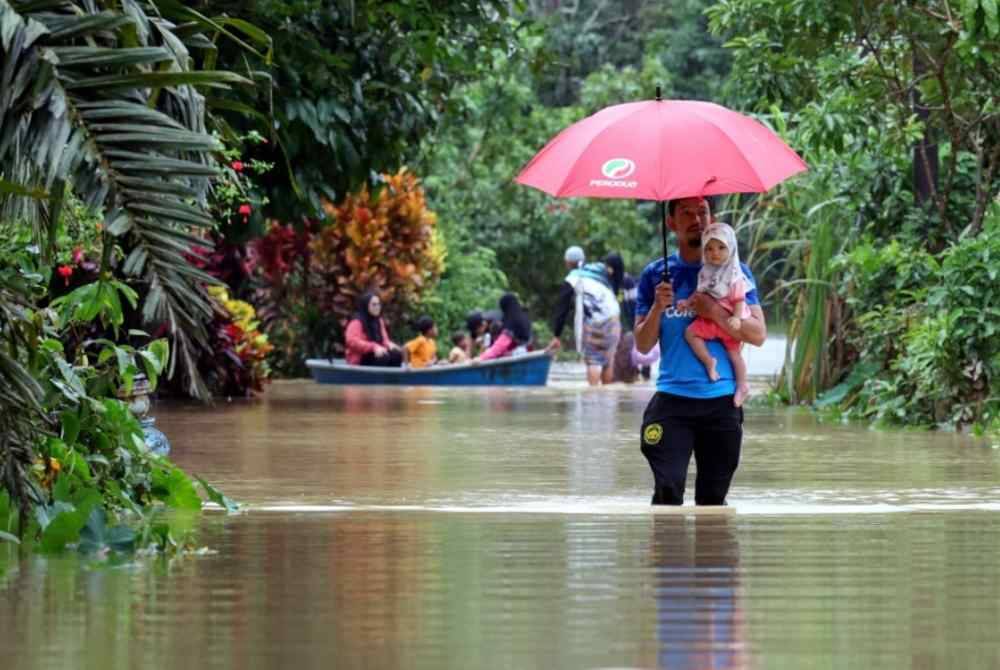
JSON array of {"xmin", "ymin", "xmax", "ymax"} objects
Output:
[
  {"xmin": 548, "ymin": 246, "xmax": 622, "ymax": 385},
  {"xmin": 634, "ymin": 197, "xmax": 766, "ymax": 506}
]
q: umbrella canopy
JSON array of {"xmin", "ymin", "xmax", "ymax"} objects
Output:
[
  {"xmin": 514, "ymin": 93, "xmax": 807, "ymax": 279},
  {"xmin": 515, "ymin": 98, "xmax": 806, "ymax": 201}
]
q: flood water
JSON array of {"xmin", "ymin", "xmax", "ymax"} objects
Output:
[{"xmin": 3, "ymin": 377, "xmax": 1000, "ymax": 669}]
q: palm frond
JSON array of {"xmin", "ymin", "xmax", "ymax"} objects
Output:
[{"xmin": 0, "ymin": 0, "xmax": 257, "ymax": 398}]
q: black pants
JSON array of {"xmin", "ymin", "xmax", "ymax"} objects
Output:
[
  {"xmin": 639, "ymin": 392, "xmax": 743, "ymax": 506},
  {"xmin": 360, "ymin": 349, "xmax": 403, "ymax": 367}
]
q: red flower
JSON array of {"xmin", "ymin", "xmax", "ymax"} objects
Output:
[
  {"xmin": 239, "ymin": 203, "xmax": 252, "ymax": 224},
  {"xmin": 57, "ymin": 265, "xmax": 73, "ymax": 286},
  {"xmin": 231, "ymin": 160, "xmax": 244, "ymax": 172},
  {"xmin": 72, "ymin": 247, "xmax": 84, "ymax": 264}
]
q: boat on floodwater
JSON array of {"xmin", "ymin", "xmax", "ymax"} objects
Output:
[{"xmin": 306, "ymin": 350, "xmax": 553, "ymax": 386}]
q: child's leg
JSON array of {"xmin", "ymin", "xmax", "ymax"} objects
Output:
[
  {"xmin": 726, "ymin": 347, "xmax": 750, "ymax": 407},
  {"xmin": 685, "ymin": 325, "xmax": 719, "ymax": 381}
]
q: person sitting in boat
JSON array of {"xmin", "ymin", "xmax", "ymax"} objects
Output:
[
  {"xmin": 404, "ymin": 315, "xmax": 438, "ymax": 369},
  {"xmin": 466, "ymin": 310, "xmax": 491, "ymax": 356},
  {"xmin": 345, "ymin": 292, "xmax": 403, "ymax": 367},
  {"xmin": 478, "ymin": 293, "xmax": 533, "ymax": 361},
  {"xmin": 484, "ymin": 308, "xmax": 503, "ymax": 348},
  {"xmin": 448, "ymin": 331, "xmax": 471, "ymax": 364}
]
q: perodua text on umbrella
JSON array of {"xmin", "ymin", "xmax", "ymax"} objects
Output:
[{"xmin": 588, "ymin": 179, "xmax": 638, "ymax": 188}]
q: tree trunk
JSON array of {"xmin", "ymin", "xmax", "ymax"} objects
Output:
[{"xmin": 911, "ymin": 50, "xmax": 939, "ymax": 212}]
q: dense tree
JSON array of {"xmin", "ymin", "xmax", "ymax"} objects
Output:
[
  {"xmin": 187, "ymin": 0, "xmax": 523, "ymax": 218},
  {"xmin": 708, "ymin": 0, "xmax": 1000, "ymax": 428},
  {"xmin": 527, "ymin": 0, "xmax": 730, "ymax": 106},
  {"xmin": 417, "ymin": 35, "xmax": 661, "ymax": 332},
  {"xmin": 1, "ymin": 0, "xmax": 252, "ymax": 538},
  {"xmin": 709, "ymin": 0, "xmax": 1000, "ymax": 241}
]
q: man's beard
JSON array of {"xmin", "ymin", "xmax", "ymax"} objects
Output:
[{"xmin": 685, "ymin": 234, "xmax": 702, "ymax": 249}]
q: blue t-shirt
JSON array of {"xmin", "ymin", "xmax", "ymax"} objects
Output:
[{"xmin": 636, "ymin": 254, "xmax": 759, "ymax": 398}]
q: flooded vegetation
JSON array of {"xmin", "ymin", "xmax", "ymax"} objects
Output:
[{"xmin": 3, "ymin": 380, "xmax": 1000, "ymax": 669}]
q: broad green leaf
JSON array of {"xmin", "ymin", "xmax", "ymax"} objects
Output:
[
  {"xmin": 41, "ymin": 338, "xmax": 64, "ymax": 352},
  {"xmin": 166, "ymin": 469, "xmax": 202, "ymax": 510},
  {"xmin": 39, "ymin": 504, "xmax": 86, "ymax": 552},
  {"xmin": 60, "ymin": 409, "xmax": 80, "ymax": 446},
  {"xmin": 983, "ymin": 0, "xmax": 999, "ymax": 35},
  {"xmin": 195, "ymin": 475, "xmax": 240, "ymax": 514},
  {"xmin": 54, "ymin": 357, "xmax": 86, "ymax": 397},
  {"xmin": 65, "ymin": 449, "xmax": 93, "ymax": 483},
  {"xmin": 52, "ymin": 475, "xmax": 72, "ymax": 503},
  {"xmin": 78, "ymin": 507, "xmax": 135, "ymax": 554}
]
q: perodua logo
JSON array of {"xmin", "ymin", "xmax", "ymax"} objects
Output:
[
  {"xmin": 591, "ymin": 157, "xmax": 638, "ymax": 188},
  {"xmin": 601, "ymin": 158, "xmax": 636, "ymax": 179}
]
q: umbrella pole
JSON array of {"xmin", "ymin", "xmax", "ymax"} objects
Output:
[{"xmin": 660, "ymin": 200, "xmax": 669, "ymax": 282}]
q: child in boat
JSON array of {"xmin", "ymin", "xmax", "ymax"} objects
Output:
[
  {"xmin": 404, "ymin": 316, "xmax": 438, "ymax": 368},
  {"xmin": 448, "ymin": 331, "xmax": 471, "ymax": 364},
  {"xmin": 676, "ymin": 222, "xmax": 752, "ymax": 407}
]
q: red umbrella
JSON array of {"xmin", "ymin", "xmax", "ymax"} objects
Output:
[{"xmin": 515, "ymin": 88, "xmax": 807, "ymax": 273}]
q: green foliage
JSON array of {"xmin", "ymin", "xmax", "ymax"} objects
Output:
[
  {"xmin": 419, "ymin": 36, "xmax": 659, "ymax": 323},
  {"xmin": 251, "ymin": 170, "xmax": 443, "ymax": 375},
  {"xmin": 195, "ymin": 475, "xmax": 240, "ymax": 514},
  {"xmin": 708, "ymin": 0, "xmax": 1000, "ymax": 241},
  {"xmin": 0, "ymin": 227, "xmax": 233, "ymax": 557},
  {"xmin": 0, "ymin": 0, "xmax": 266, "ymax": 399},
  {"xmin": 414, "ymin": 246, "xmax": 509, "ymax": 348},
  {"xmin": 709, "ymin": 0, "xmax": 1000, "ymax": 432},
  {"xmin": 527, "ymin": 0, "xmax": 730, "ymax": 106},
  {"xmin": 821, "ymin": 214, "xmax": 1000, "ymax": 429},
  {"xmin": 204, "ymin": 0, "xmax": 522, "ymax": 217}
]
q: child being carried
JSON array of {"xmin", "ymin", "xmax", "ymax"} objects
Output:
[{"xmin": 677, "ymin": 222, "xmax": 752, "ymax": 407}]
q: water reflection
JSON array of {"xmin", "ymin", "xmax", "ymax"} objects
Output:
[
  {"xmin": 566, "ymin": 391, "xmax": 620, "ymax": 495},
  {"xmin": 651, "ymin": 515, "xmax": 748, "ymax": 669},
  {"xmin": 5, "ymin": 382, "xmax": 1000, "ymax": 669}
]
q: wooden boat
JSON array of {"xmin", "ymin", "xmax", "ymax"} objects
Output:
[{"xmin": 306, "ymin": 350, "xmax": 553, "ymax": 386}]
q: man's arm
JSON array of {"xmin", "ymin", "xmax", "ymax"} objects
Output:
[
  {"xmin": 547, "ymin": 281, "xmax": 576, "ymax": 351},
  {"xmin": 551, "ymin": 281, "xmax": 575, "ymax": 337},
  {"xmin": 634, "ymin": 281, "xmax": 674, "ymax": 353},
  {"xmin": 688, "ymin": 293, "xmax": 767, "ymax": 346},
  {"xmin": 634, "ymin": 312, "xmax": 659, "ymax": 354}
]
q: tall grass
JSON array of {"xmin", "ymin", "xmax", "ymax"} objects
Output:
[
  {"xmin": 782, "ymin": 202, "xmax": 840, "ymax": 402},
  {"xmin": 720, "ymin": 188, "xmax": 846, "ymax": 403}
]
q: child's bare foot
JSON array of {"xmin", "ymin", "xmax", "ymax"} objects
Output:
[
  {"xmin": 706, "ymin": 358, "xmax": 720, "ymax": 381},
  {"xmin": 733, "ymin": 383, "xmax": 750, "ymax": 407}
]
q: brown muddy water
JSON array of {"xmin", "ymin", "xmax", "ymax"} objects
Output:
[{"xmin": 3, "ymin": 378, "xmax": 1000, "ymax": 669}]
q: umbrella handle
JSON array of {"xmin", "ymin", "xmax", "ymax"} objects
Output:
[{"xmin": 660, "ymin": 200, "xmax": 669, "ymax": 283}]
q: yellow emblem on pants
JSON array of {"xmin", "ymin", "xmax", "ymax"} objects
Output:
[{"xmin": 643, "ymin": 423, "xmax": 663, "ymax": 445}]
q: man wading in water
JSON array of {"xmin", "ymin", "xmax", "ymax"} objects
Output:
[{"xmin": 633, "ymin": 197, "xmax": 766, "ymax": 506}]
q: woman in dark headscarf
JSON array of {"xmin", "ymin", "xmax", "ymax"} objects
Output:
[
  {"xmin": 604, "ymin": 252, "xmax": 625, "ymax": 296},
  {"xmin": 499, "ymin": 293, "xmax": 532, "ymax": 345},
  {"xmin": 344, "ymin": 291, "xmax": 403, "ymax": 366},
  {"xmin": 478, "ymin": 293, "xmax": 534, "ymax": 360}
]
